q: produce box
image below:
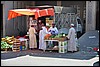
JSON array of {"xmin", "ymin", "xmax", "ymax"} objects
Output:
[
  {"xmin": 59, "ymin": 41, "xmax": 68, "ymax": 53},
  {"xmin": 59, "ymin": 47, "xmax": 67, "ymax": 53},
  {"xmin": 12, "ymin": 49, "xmax": 20, "ymax": 52},
  {"xmin": 12, "ymin": 39, "xmax": 21, "ymax": 52},
  {"xmin": 13, "ymin": 39, "xmax": 20, "ymax": 43},
  {"xmin": 12, "ymin": 45, "xmax": 20, "ymax": 52},
  {"xmin": 13, "ymin": 43, "xmax": 21, "ymax": 45}
]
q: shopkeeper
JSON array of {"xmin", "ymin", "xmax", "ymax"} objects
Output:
[
  {"xmin": 48, "ymin": 23, "xmax": 58, "ymax": 35},
  {"xmin": 48, "ymin": 23, "xmax": 59, "ymax": 46}
]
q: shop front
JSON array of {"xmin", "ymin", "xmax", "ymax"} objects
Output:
[{"xmin": 1, "ymin": 5, "xmax": 79, "ymax": 53}]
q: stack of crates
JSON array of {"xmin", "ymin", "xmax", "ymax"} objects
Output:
[
  {"xmin": 12, "ymin": 39, "xmax": 21, "ymax": 52},
  {"xmin": 59, "ymin": 41, "xmax": 68, "ymax": 53}
]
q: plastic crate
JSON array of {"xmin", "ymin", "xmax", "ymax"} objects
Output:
[{"xmin": 59, "ymin": 41, "xmax": 68, "ymax": 53}]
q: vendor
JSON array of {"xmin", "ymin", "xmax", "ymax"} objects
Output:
[
  {"xmin": 48, "ymin": 23, "xmax": 58, "ymax": 35},
  {"xmin": 48, "ymin": 23, "xmax": 58, "ymax": 47}
]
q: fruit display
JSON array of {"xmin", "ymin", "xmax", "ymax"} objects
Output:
[
  {"xmin": 2, "ymin": 36, "xmax": 15, "ymax": 45},
  {"xmin": 1, "ymin": 36, "xmax": 21, "ymax": 50},
  {"xmin": 2, "ymin": 36, "xmax": 21, "ymax": 44},
  {"xmin": 45, "ymin": 33, "xmax": 67, "ymax": 41},
  {"xmin": 44, "ymin": 34, "xmax": 52, "ymax": 40},
  {"xmin": 1, "ymin": 41, "xmax": 13, "ymax": 49}
]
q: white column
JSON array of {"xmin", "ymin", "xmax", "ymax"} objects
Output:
[
  {"xmin": 86, "ymin": 1, "xmax": 96, "ymax": 32},
  {"xmin": 2, "ymin": 2, "xmax": 6, "ymax": 37}
]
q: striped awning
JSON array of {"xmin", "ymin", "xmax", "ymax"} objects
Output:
[{"xmin": 8, "ymin": 8, "xmax": 54, "ymax": 20}]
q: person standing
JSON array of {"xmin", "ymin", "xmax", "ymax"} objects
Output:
[
  {"xmin": 48, "ymin": 23, "xmax": 59, "ymax": 47},
  {"xmin": 39, "ymin": 23, "xmax": 49, "ymax": 51},
  {"xmin": 66, "ymin": 24, "xmax": 77, "ymax": 52},
  {"xmin": 48, "ymin": 23, "xmax": 58, "ymax": 35},
  {"xmin": 36, "ymin": 20, "xmax": 42, "ymax": 49},
  {"xmin": 29, "ymin": 25, "xmax": 37, "ymax": 50}
]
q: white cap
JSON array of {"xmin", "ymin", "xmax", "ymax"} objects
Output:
[{"xmin": 70, "ymin": 24, "xmax": 74, "ymax": 26}]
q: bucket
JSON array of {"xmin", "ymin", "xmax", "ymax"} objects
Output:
[{"xmin": 20, "ymin": 46, "xmax": 22, "ymax": 51}]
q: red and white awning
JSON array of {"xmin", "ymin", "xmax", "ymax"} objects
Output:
[{"xmin": 8, "ymin": 8, "xmax": 54, "ymax": 20}]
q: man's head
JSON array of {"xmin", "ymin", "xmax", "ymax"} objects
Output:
[
  {"xmin": 29, "ymin": 17, "xmax": 33, "ymax": 21},
  {"xmin": 41, "ymin": 23, "xmax": 44, "ymax": 26},
  {"xmin": 70, "ymin": 24, "xmax": 74, "ymax": 27},
  {"xmin": 52, "ymin": 23, "xmax": 55, "ymax": 28},
  {"xmin": 39, "ymin": 20, "xmax": 42, "ymax": 23}
]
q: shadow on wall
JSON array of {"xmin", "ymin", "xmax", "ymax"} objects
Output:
[{"xmin": 18, "ymin": 31, "xmax": 27, "ymax": 37}]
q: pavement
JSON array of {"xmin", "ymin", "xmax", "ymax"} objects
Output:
[
  {"xmin": 1, "ymin": 49, "xmax": 99, "ymax": 66},
  {"xmin": 1, "ymin": 55, "xmax": 99, "ymax": 66}
]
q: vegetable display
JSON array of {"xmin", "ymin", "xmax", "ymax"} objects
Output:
[
  {"xmin": 1, "ymin": 41, "xmax": 12, "ymax": 49},
  {"xmin": 44, "ymin": 33, "xmax": 67, "ymax": 41},
  {"xmin": 1, "ymin": 36, "xmax": 19, "ymax": 49}
]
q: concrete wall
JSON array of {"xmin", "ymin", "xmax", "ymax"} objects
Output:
[
  {"xmin": 1, "ymin": 1, "xmax": 14, "ymax": 37},
  {"xmin": 86, "ymin": 1, "xmax": 97, "ymax": 32}
]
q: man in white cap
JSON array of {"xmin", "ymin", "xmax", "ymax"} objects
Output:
[
  {"xmin": 66, "ymin": 23, "xmax": 77, "ymax": 52},
  {"xmin": 48, "ymin": 23, "xmax": 58, "ymax": 35}
]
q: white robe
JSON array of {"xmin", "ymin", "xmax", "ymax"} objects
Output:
[
  {"xmin": 29, "ymin": 27, "xmax": 37, "ymax": 48},
  {"xmin": 67, "ymin": 27, "xmax": 77, "ymax": 51},
  {"xmin": 39, "ymin": 26, "xmax": 49, "ymax": 50}
]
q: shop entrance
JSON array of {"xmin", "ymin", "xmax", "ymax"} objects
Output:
[{"xmin": 38, "ymin": 16, "xmax": 46, "ymax": 26}]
